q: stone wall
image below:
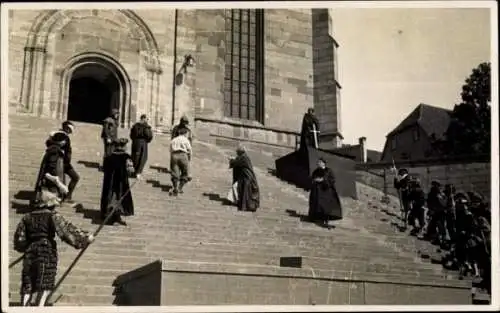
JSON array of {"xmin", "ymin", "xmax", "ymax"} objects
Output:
[
  {"xmin": 312, "ymin": 9, "xmax": 342, "ymax": 149},
  {"xmin": 9, "ymin": 9, "xmax": 341, "ymax": 150},
  {"xmin": 355, "ymin": 156, "xmax": 491, "ymax": 201},
  {"xmin": 8, "ymin": 9, "xmax": 175, "ymax": 128}
]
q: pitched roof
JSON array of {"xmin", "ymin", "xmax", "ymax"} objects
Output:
[{"xmin": 387, "ymin": 103, "xmax": 452, "ymax": 140}]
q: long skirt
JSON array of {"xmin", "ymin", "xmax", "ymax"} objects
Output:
[{"xmin": 21, "ymin": 239, "xmax": 58, "ymax": 294}]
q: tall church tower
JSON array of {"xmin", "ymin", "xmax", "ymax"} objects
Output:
[{"xmin": 312, "ymin": 9, "xmax": 343, "ymax": 149}]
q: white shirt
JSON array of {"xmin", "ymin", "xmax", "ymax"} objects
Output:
[{"xmin": 170, "ymin": 135, "xmax": 192, "ymax": 154}]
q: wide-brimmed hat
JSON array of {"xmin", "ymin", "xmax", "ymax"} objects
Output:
[{"xmin": 111, "ymin": 109, "xmax": 119, "ymax": 115}]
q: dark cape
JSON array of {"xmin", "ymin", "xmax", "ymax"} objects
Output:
[
  {"xmin": 46, "ymin": 130, "xmax": 72, "ymax": 166},
  {"xmin": 130, "ymin": 122, "xmax": 153, "ymax": 174},
  {"xmin": 230, "ymin": 153, "xmax": 260, "ymax": 212},
  {"xmin": 33, "ymin": 144, "xmax": 66, "ymax": 202},
  {"xmin": 171, "ymin": 123, "xmax": 193, "ymax": 142},
  {"xmin": 299, "ymin": 112, "xmax": 320, "ymax": 150},
  {"xmin": 100, "ymin": 149, "xmax": 135, "ymax": 223},
  {"xmin": 308, "ymin": 167, "xmax": 343, "ymax": 221}
]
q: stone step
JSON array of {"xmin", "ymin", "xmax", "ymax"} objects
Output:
[
  {"xmin": 9, "ymin": 292, "xmax": 115, "ymax": 307},
  {"xmin": 8, "ymin": 116, "xmax": 471, "ymax": 306}
]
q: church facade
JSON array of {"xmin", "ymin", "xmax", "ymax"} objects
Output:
[{"xmin": 8, "ymin": 9, "xmax": 342, "ymax": 152}]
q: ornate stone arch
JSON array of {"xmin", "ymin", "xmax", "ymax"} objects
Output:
[
  {"xmin": 24, "ymin": 9, "xmax": 161, "ymax": 70},
  {"xmin": 19, "ymin": 9, "xmax": 162, "ymax": 124},
  {"xmin": 57, "ymin": 51, "xmax": 132, "ymax": 126}
]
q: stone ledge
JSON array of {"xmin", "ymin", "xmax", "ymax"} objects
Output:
[{"xmin": 116, "ymin": 259, "xmax": 471, "ymax": 289}]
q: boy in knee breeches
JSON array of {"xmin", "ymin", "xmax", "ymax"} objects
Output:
[{"xmin": 169, "ymin": 128, "xmax": 192, "ymax": 196}]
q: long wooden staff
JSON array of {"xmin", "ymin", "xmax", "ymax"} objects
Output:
[
  {"xmin": 392, "ymin": 157, "xmax": 407, "ymax": 228},
  {"xmin": 45, "ymin": 179, "xmax": 139, "ymax": 304}
]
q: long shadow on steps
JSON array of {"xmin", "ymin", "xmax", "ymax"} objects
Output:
[
  {"xmin": 285, "ymin": 209, "xmax": 336, "ymax": 230},
  {"xmin": 73, "ymin": 203, "xmax": 102, "ymax": 225},
  {"xmin": 150, "ymin": 165, "xmax": 170, "ymax": 174},
  {"xmin": 77, "ymin": 160, "xmax": 101, "ymax": 171},
  {"xmin": 11, "ymin": 200, "xmax": 32, "ymax": 214},
  {"xmin": 13, "ymin": 190, "xmax": 35, "ymax": 202},
  {"xmin": 202, "ymin": 192, "xmax": 233, "ymax": 206},
  {"xmin": 145, "ymin": 179, "xmax": 172, "ymax": 193}
]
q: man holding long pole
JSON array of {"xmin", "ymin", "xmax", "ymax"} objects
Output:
[{"xmin": 391, "ymin": 158, "xmax": 411, "ymax": 229}]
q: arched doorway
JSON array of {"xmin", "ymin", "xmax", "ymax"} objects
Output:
[
  {"xmin": 67, "ymin": 63, "xmax": 120, "ymax": 124},
  {"xmin": 59, "ymin": 52, "xmax": 132, "ymax": 127}
]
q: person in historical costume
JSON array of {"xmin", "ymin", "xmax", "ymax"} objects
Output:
[
  {"xmin": 46, "ymin": 121, "xmax": 80, "ymax": 203},
  {"xmin": 13, "ymin": 189, "xmax": 94, "ymax": 306},
  {"xmin": 443, "ymin": 184, "xmax": 457, "ymax": 244},
  {"xmin": 130, "ymin": 114, "xmax": 153, "ymax": 180},
  {"xmin": 169, "ymin": 128, "xmax": 192, "ymax": 196},
  {"xmin": 226, "ymin": 145, "xmax": 260, "ymax": 212},
  {"xmin": 407, "ymin": 177, "xmax": 426, "ymax": 235},
  {"xmin": 101, "ymin": 109, "xmax": 120, "ymax": 167},
  {"xmin": 393, "ymin": 168, "xmax": 412, "ymax": 224},
  {"xmin": 171, "ymin": 115, "xmax": 193, "ymax": 143},
  {"xmin": 33, "ymin": 132, "xmax": 70, "ymax": 204},
  {"xmin": 308, "ymin": 158, "xmax": 342, "ymax": 227},
  {"xmin": 299, "ymin": 107, "xmax": 320, "ymax": 151},
  {"xmin": 100, "ymin": 138, "xmax": 135, "ymax": 226},
  {"xmin": 424, "ymin": 181, "xmax": 448, "ymax": 245}
]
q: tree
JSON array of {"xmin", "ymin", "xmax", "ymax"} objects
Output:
[{"xmin": 444, "ymin": 62, "xmax": 491, "ymax": 156}]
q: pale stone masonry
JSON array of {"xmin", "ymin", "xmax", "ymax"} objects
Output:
[{"xmin": 8, "ymin": 8, "xmax": 342, "ymax": 152}]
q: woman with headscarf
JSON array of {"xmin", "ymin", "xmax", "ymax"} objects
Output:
[
  {"xmin": 308, "ymin": 158, "xmax": 343, "ymax": 228},
  {"xmin": 100, "ymin": 138, "xmax": 135, "ymax": 226},
  {"xmin": 13, "ymin": 189, "xmax": 94, "ymax": 306},
  {"xmin": 227, "ymin": 145, "xmax": 260, "ymax": 212}
]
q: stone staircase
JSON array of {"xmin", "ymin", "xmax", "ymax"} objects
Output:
[{"xmin": 7, "ymin": 114, "xmax": 472, "ymax": 306}]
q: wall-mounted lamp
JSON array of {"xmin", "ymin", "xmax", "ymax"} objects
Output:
[{"xmin": 180, "ymin": 54, "xmax": 195, "ymax": 74}]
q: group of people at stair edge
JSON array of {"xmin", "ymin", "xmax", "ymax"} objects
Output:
[{"xmin": 393, "ymin": 168, "xmax": 491, "ymax": 293}]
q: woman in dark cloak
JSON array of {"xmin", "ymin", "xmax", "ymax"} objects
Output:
[
  {"xmin": 33, "ymin": 132, "xmax": 69, "ymax": 204},
  {"xmin": 13, "ymin": 189, "xmax": 94, "ymax": 306},
  {"xmin": 100, "ymin": 138, "xmax": 135, "ymax": 226},
  {"xmin": 228, "ymin": 145, "xmax": 260, "ymax": 212},
  {"xmin": 308, "ymin": 158, "xmax": 343, "ymax": 227}
]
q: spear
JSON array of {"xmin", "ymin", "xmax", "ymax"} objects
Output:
[{"xmin": 45, "ymin": 179, "xmax": 139, "ymax": 304}]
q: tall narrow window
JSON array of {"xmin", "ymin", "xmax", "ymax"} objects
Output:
[{"xmin": 224, "ymin": 9, "xmax": 264, "ymax": 123}]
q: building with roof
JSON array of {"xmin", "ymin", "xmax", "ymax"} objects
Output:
[
  {"xmin": 327, "ymin": 137, "xmax": 383, "ymax": 163},
  {"xmin": 380, "ymin": 103, "xmax": 452, "ymax": 163}
]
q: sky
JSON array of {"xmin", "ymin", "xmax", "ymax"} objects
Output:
[{"xmin": 329, "ymin": 8, "xmax": 492, "ymax": 151}]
